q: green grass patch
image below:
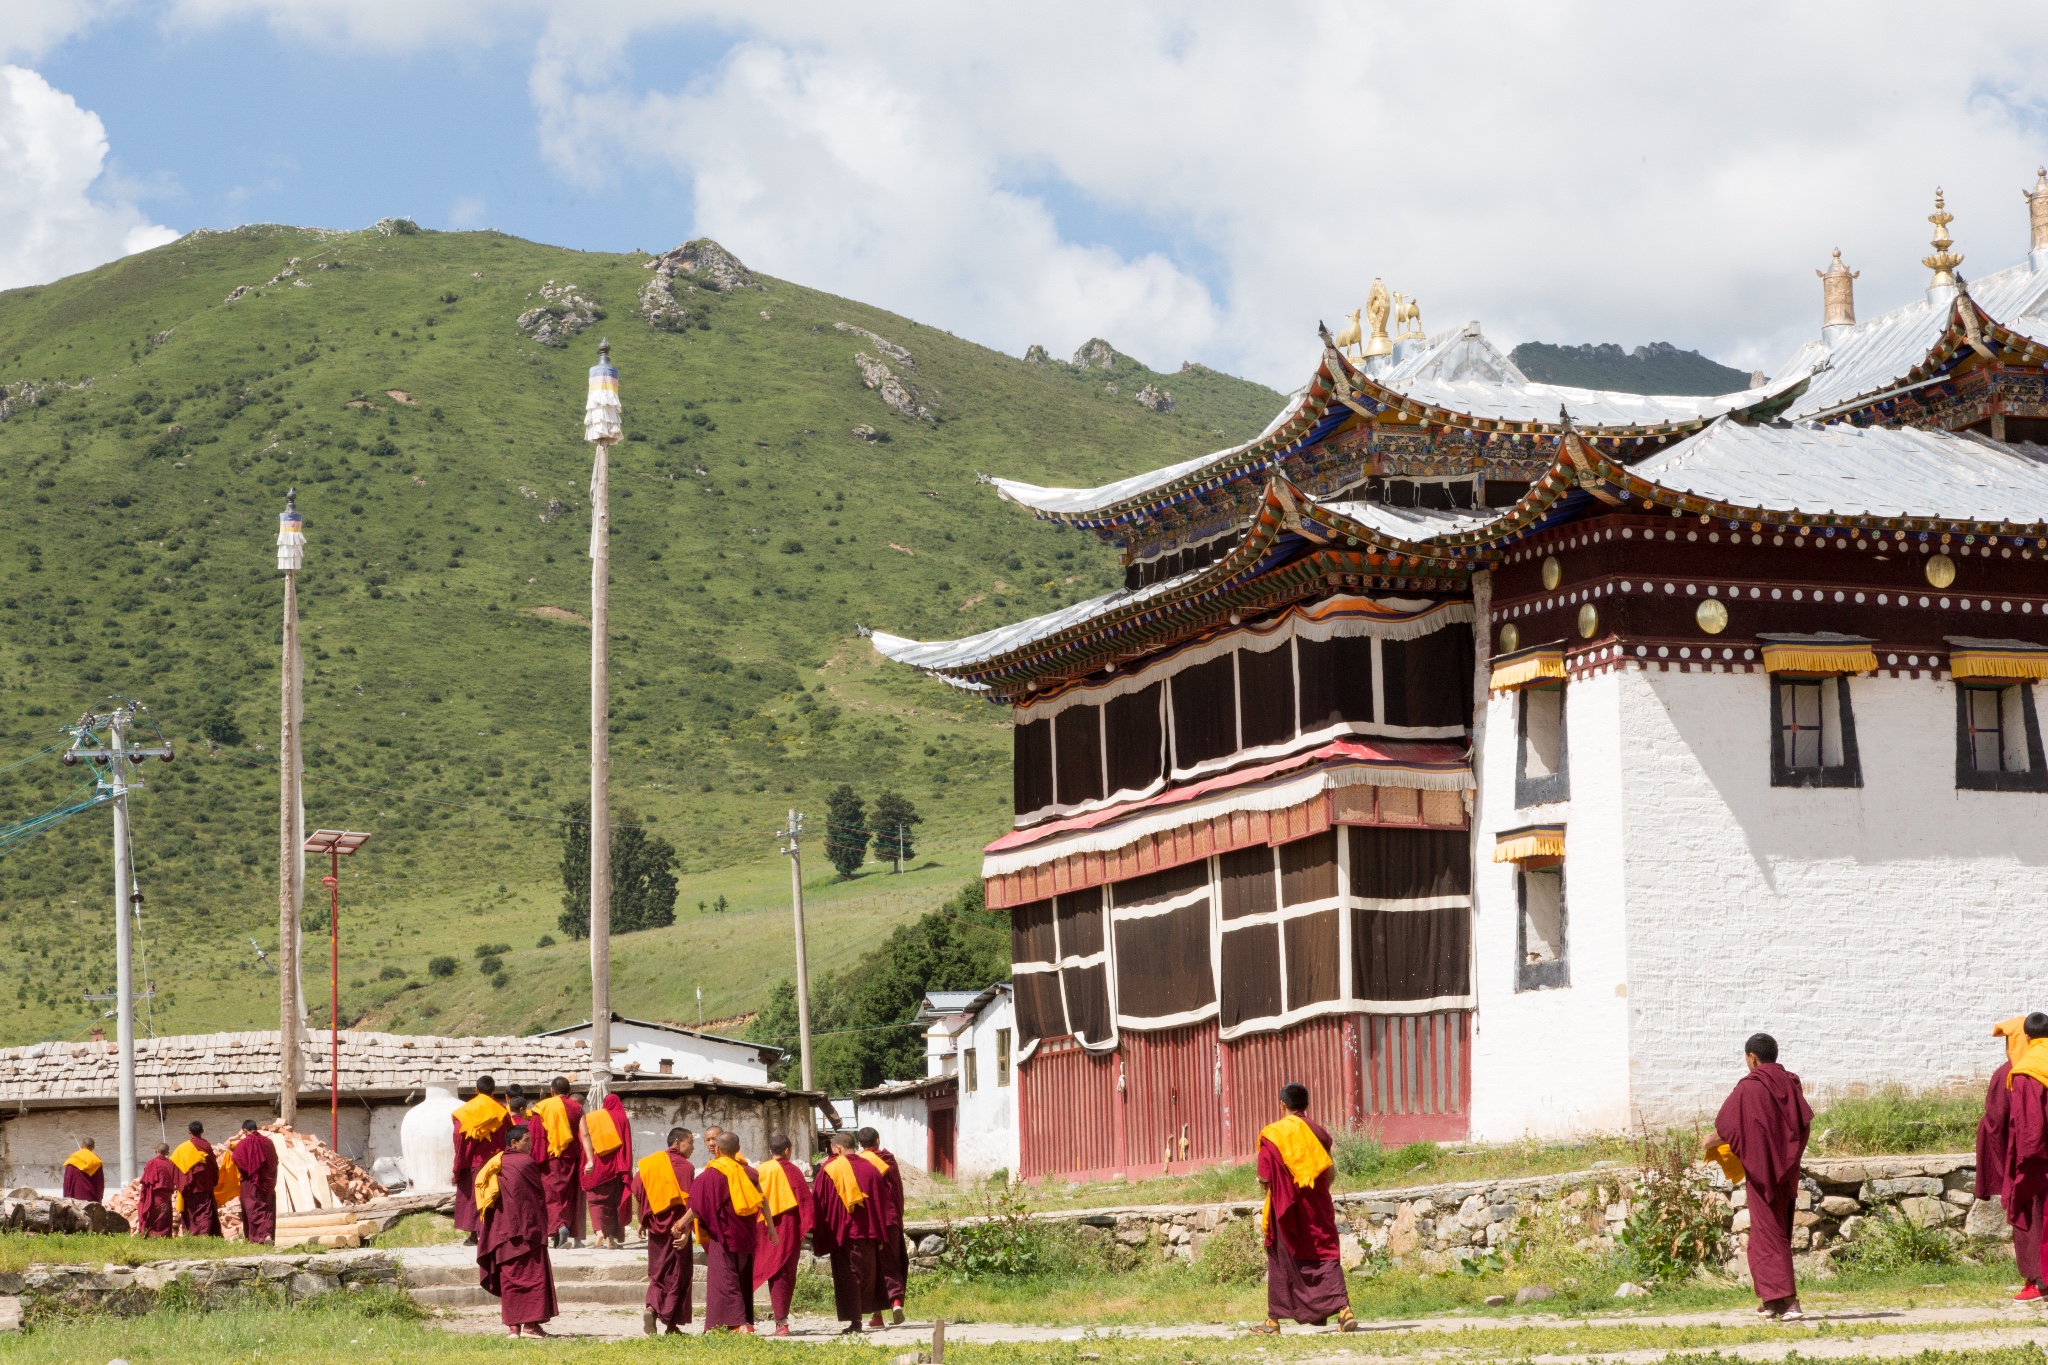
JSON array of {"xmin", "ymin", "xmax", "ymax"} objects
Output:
[
  {"xmin": 1811, "ymin": 1085, "xmax": 1983, "ymax": 1155},
  {"xmin": 0, "ymin": 1230, "xmax": 265, "ymax": 1271},
  {"xmin": 369, "ymin": 1211, "xmax": 462, "ymax": 1247}
]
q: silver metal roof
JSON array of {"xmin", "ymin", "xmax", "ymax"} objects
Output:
[
  {"xmin": 869, "ymin": 563, "xmax": 1205, "ymax": 674},
  {"xmin": 1631, "ymin": 420, "xmax": 2048, "ymax": 522},
  {"xmin": 1380, "ymin": 369, "xmax": 1797, "ymax": 427},
  {"xmin": 1314, "ymin": 499, "xmax": 1505, "ymax": 543}
]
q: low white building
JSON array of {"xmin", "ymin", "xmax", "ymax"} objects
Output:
[
  {"xmin": 535, "ymin": 1013, "xmax": 784, "ymax": 1085},
  {"xmin": 854, "ymin": 1074, "xmax": 957, "ymax": 1176},
  {"xmin": 921, "ymin": 984, "xmax": 1019, "ymax": 1180}
]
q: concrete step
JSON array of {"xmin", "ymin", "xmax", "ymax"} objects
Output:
[
  {"xmin": 411, "ymin": 1281, "xmax": 655, "ymax": 1309},
  {"xmin": 397, "ymin": 1243, "xmax": 707, "ymax": 1309}
]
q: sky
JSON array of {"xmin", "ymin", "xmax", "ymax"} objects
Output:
[{"xmin": 4, "ymin": 2, "xmax": 2048, "ymax": 388}]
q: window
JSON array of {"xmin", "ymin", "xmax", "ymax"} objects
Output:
[
  {"xmin": 1516, "ymin": 865, "xmax": 1568, "ymax": 992},
  {"xmin": 1515, "ymin": 684, "xmax": 1568, "ymax": 806},
  {"xmin": 963, "ymin": 1047, "xmax": 978, "ymax": 1092},
  {"xmin": 995, "ymin": 1028, "xmax": 1012, "ymax": 1086},
  {"xmin": 1956, "ymin": 683, "xmax": 2048, "ymax": 791},
  {"xmin": 1769, "ymin": 676, "xmax": 1862, "ymax": 788}
]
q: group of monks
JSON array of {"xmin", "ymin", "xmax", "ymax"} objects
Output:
[
  {"xmin": 445, "ymin": 1073, "xmax": 911, "ymax": 1338},
  {"xmin": 62, "ymin": 1120, "xmax": 282, "ymax": 1244}
]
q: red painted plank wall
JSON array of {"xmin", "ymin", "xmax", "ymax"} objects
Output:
[
  {"xmin": 1225, "ymin": 1015, "xmax": 1350, "ymax": 1151},
  {"xmin": 1018, "ymin": 1036, "xmax": 1117, "ymax": 1180},
  {"xmin": 1120, "ymin": 1024, "xmax": 1228, "ymax": 1173}
]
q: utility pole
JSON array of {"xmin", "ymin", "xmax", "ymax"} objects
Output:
[
  {"xmin": 63, "ymin": 700, "xmax": 171, "ymax": 1186},
  {"xmin": 583, "ymin": 341, "xmax": 621, "ymax": 1100},
  {"xmin": 276, "ymin": 491, "xmax": 305, "ymax": 1128},
  {"xmin": 779, "ymin": 810, "xmax": 814, "ymax": 1091}
]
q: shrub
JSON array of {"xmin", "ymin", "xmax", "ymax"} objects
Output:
[
  {"xmin": 1196, "ymin": 1216, "xmax": 1265, "ymax": 1284},
  {"xmin": 477, "ymin": 955, "xmax": 503, "ymax": 976},
  {"xmin": 427, "ymin": 956, "xmax": 456, "ymax": 978},
  {"xmin": 940, "ymin": 1183, "xmax": 1048, "ymax": 1279},
  {"xmin": 1332, "ymin": 1132, "xmax": 1440, "ymax": 1183},
  {"xmin": 200, "ymin": 699, "xmax": 244, "ymax": 748},
  {"xmin": 1834, "ymin": 1204, "xmax": 1956, "ymax": 1272},
  {"xmin": 1615, "ymin": 1129, "xmax": 1726, "ymax": 1284},
  {"xmin": 377, "ymin": 966, "xmax": 406, "ymax": 981},
  {"xmin": 473, "ymin": 942, "xmax": 511, "ymax": 958},
  {"xmin": 536, "ymin": 934, "xmax": 556, "ymax": 948}
]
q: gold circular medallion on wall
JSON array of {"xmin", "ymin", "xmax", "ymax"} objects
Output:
[
  {"xmin": 1541, "ymin": 555, "xmax": 1562, "ymax": 591},
  {"xmin": 1577, "ymin": 603, "xmax": 1599, "ymax": 638},
  {"xmin": 1696, "ymin": 599, "xmax": 1729, "ymax": 634},
  {"xmin": 1925, "ymin": 552, "xmax": 1957, "ymax": 588},
  {"xmin": 1498, "ymin": 622, "xmax": 1520, "ymax": 654}
]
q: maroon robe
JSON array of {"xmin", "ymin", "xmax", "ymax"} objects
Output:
[
  {"xmin": 479, "ymin": 1150, "xmax": 558, "ymax": 1328},
  {"xmin": 813, "ymin": 1155, "xmax": 883, "ymax": 1326},
  {"xmin": 230, "ymin": 1130, "xmax": 280, "ymax": 1245},
  {"xmin": 61, "ymin": 1160, "xmax": 104, "ymax": 1204},
  {"xmin": 580, "ymin": 1094, "xmax": 633, "ymax": 1242},
  {"xmin": 1716, "ymin": 1061, "xmax": 1813, "ymax": 1304},
  {"xmin": 177, "ymin": 1138, "xmax": 220, "ymax": 1237},
  {"xmin": 2008, "ymin": 1070, "xmax": 2048, "ymax": 1285},
  {"xmin": 451, "ymin": 1116, "xmax": 508, "ymax": 1234},
  {"xmin": 633, "ymin": 1152, "xmax": 696, "ymax": 1330},
  {"xmin": 690, "ymin": 1161, "xmax": 760, "ymax": 1329},
  {"xmin": 137, "ymin": 1155, "xmax": 177, "ymax": 1237},
  {"xmin": 1977, "ymin": 1062, "xmax": 2043, "ymax": 1281},
  {"xmin": 865, "ymin": 1149, "xmax": 909, "ymax": 1312},
  {"xmin": 753, "ymin": 1156, "xmax": 817, "ymax": 1323},
  {"xmin": 536, "ymin": 1097, "xmax": 586, "ymax": 1241},
  {"xmin": 1257, "ymin": 1118, "xmax": 1349, "ymax": 1324}
]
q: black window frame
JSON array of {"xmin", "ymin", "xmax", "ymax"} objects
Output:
[
  {"xmin": 1515, "ymin": 863, "xmax": 1569, "ymax": 992},
  {"xmin": 1514, "ymin": 683, "xmax": 1570, "ymax": 807},
  {"xmin": 1768, "ymin": 674, "xmax": 1863, "ymax": 789},
  {"xmin": 1955, "ymin": 681, "xmax": 2048, "ymax": 792}
]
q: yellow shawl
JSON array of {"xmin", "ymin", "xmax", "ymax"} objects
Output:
[
  {"xmin": 453, "ymin": 1092, "xmax": 509, "ymax": 1141},
  {"xmin": 532, "ymin": 1095, "xmax": 575, "ymax": 1157},
  {"xmin": 586, "ymin": 1106, "xmax": 622, "ymax": 1156},
  {"xmin": 214, "ymin": 1151, "xmax": 241, "ymax": 1206},
  {"xmin": 474, "ymin": 1152, "xmax": 505, "ymax": 1216},
  {"xmin": 1710, "ymin": 1142, "xmax": 1747, "ymax": 1184},
  {"xmin": 2010, "ymin": 1035, "xmax": 2048, "ymax": 1090},
  {"xmin": 64, "ymin": 1147, "xmax": 102, "ymax": 1177},
  {"xmin": 1996, "ymin": 1016, "xmax": 2029, "ymax": 1070},
  {"xmin": 858, "ymin": 1150, "xmax": 890, "ymax": 1176},
  {"xmin": 637, "ymin": 1151, "xmax": 685, "ymax": 1215},
  {"xmin": 170, "ymin": 1140, "xmax": 209, "ymax": 1175},
  {"xmin": 707, "ymin": 1155, "xmax": 764, "ymax": 1218},
  {"xmin": 756, "ymin": 1156, "xmax": 799, "ymax": 1219},
  {"xmin": 821, "ymin": 1155, "xmax": 865, "ymax": 1211},
  {"xmin": 1259, "ymin": 1115, "xmax": 1332, "ymax": 1188}
]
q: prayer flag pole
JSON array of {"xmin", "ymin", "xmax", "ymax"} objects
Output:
[
  {"xmin": 276, "ymin": 492, "xmax": 306, "ymax": 1129},
  {"xmin": 584, "ymin": 341, "xmax": 622, "ymax": 1101}
]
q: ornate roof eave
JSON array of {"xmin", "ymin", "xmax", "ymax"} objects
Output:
[{"xmin": 1803, "ymin": 291, "xmax": 2048, "ymax": 425}]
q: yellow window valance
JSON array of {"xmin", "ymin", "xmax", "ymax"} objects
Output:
[
  {"xmin": 1946, "ymin": 636, "xmax": 2048, "ymax": 681},
  {"xmin": 1758, "ymin": 633, "xmax": 1877, "ymax": 675},
  {"xmin": 1493, "ymin": 825, "xmax": 1565, "ymax": 865},
  {"xmin": 1490, "ymin": 645, "xmax": 1566, "ymax": 692}
]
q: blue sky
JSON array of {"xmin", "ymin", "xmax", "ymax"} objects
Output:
[{"xmin": 6, "ymin": 4, "xmax": 2048, "ymax": 386}]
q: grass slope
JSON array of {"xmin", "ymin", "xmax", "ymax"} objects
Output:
[
  {"xmin": 1510, "ymin": 340, "xmax": 1751, "ymax": 395},
  {"xmin": 0, "ymin": 223, "xmax": 1281, "ymax": 1046}
]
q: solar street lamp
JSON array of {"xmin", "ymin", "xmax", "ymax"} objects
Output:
[{"xmin": 305, "ymin": 829, "xmax": 372, "ymax": 1152}]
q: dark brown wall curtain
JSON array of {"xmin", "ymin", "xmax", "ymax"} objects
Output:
[
  {"xmin": 1279, "ymin": 830, "xmax": 1339, "ymax": 904},
  {"xmin": 1237, "ymin": 645, "xmax": 1297, "ymax": 749},
  {"xmin": 1351, "ymin": 906, "xmax": 1470, "ymax": 1000},
  {"xmin": 1219, "ymin": 923, "xmax": 1282, "ymax": 1027},
  {"xmin": 1114, "ymin": 900, "xmax": 1216, "ymax": 1019},
  {"xmin": 1013, "ymin": 971, "xmax": 1066, "ymax": 1046},
  {"xmin": 1061, "ymin": 963, "xmax": 1114, "ymax": 1045},
  {"xmin": 1348, "ymin": 826, "xmax": 1471, "ymax": 900},
  {"xmin": 1105, "ymin": 683, "xmax": 1165, "ymax": 794},
  {"xmin": 1013, "ymin": 718, "xmax": 1054, "ymax": 813},
  {"xmin": 1284, "ymin": 910, "xmax": 1341, "ymax": 1007},
  {"xmin": 1296, "ymin": 635, "xmax": 1376, "ymax": 730},
  {"xmin": 1054, "ymin": 705, "xmax": 1105, "ymax": 806},
  {"xmin": 1218, "ymin": 845, "xmax": 1277, "ymax": 920},
  {"xmin": 1171, "ymin": 653, "xmax": 1239, "ymax": 768},
  {"xmin": 1055, "ymin": 887, "xmax": 1106, "ymax": 958},
  {"xmin": 1381, "ymin": 629, "xmax": 1476, "ymax": 728}
]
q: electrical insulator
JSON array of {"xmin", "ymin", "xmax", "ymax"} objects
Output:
[
  {"xmin": 61, "ymin": 751, "xmax": 77, "ymax": 767},
  {"xmin": 161, "ymin": 748, "xmax": 174, "ymax": 763}
]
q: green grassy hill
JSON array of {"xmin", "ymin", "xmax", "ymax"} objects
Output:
[
  {"xmin": 0, "ymin": 223, "xmax": 1283, "ymax": 1048},
  {"xmin": 1510, "ymin": 340, "xmax": 1752, "ymax": 395}
]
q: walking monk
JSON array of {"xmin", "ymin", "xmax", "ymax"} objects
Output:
[
  {"xmin": 477, "ymin": 1124, "xmax": 558, "ymax": 1338},
  {"xmin": 753, "ymin": 1134, "xmax": 815, "ymax": 1336},
  {"xmin": 531, "ymin": 1077, "xmax": 585, "ymax": 1247},
  {"xmin": 1989, "ymin": 1013, "xmax": 2048, "ymax": 1301},
  {"xmin": 812, "ymin": 1130, "xmax": 883, "ymax": 1334},
  {"xmin": 1709, "ymin": 1032, "xmax": 1813, "ymax": 1320},
  {"xmin": 451, "ymin": 1075, "xmax": 510, "ymax": 1246},
  {"xmin": 580, "ymin": 1087, "xmax": 634, "ymax": 1249},
  {"xmin": 857, "ymin": 1126, "xmax": 908, "ymax": 1326},
  {"xmin": 1254, "ymin": 1083, "xmax": 1358, "ymax": 1334},
  {"xmin": 634, "ymin": 1127, "xmax": 696, "ymax": 1335},
  {"xmin": 136, "ymin": 1143, "xmax": 176, "ymax": 1237},
  {"xmin": 680, "ymin": 1131, "xmax": 763, "ymax": 1333},
  {"xmin": 230, "ymin": 1120, "xmax": 280, "ymax": 1245},
  {"xmin": 60, "ymin": 1138, "xmax": 103, "ymax": 1203},
  {"xmin": 171, "ymin": 1121, "xmax": 225, "ymax": 1238}
]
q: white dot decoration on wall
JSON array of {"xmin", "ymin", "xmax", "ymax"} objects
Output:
[
  {"xmin": 1541, "ymin": 555, "xmax": 1562, "ymax": 591},
  {"xmin": 1925, "ymin": 552, "xmax": 1956, "ymax": 588},
  {"xmin": 1498, "ymin": 622, "xmax": 1520, "ymax": 653},
  {"xmin": 1577, "ymin": 603, "xmax": 1599, "ymax": 638},
  {"xmin": 1696, "ymin": 599, "xmax": 1729, "ymax": 634}
]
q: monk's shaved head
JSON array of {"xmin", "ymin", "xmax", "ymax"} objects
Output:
[
  {"xmin": 770, "ymin": 1134, "xmax": 792, "ymax": 1156},
  {"xmin": 668, "ymin": 1127, "xmax": 693, "ymax": 1147},
  {"xmin": 476, "ymin": 1075, "xmax": 497, "ymax": 1095},
  {"xmin": 188, "ymin": 1120, "xmax": 204, "ymax": 1135},
  {"xmin": 2028, "ymin": 1014, "xmax": 2048, "ymax": 1039},
  {"xmin": 242, "ymin": 1119, "xmax": 258, "ymax": 1132},
  {"xmin": 551, "ymin": 1076, "xmax": 572, "ymax": 1095},
  {"xmin": 155, "ymin": 1143, "xmax": 169, "ymax": 1156},
  {"xmin": 1744, "ymin": 1032, "xmax": 1779, "ymax": 1064},
  {"xmin": 1280, "ymin": 1083, "xmax": 1309, "ymax": 1112},
  {"xmin": 717, "ymin": 1132, "xmax": 741, "ymax": 1157}
]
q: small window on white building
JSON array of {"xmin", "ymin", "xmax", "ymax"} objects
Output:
[
  {"xmin": 963, "ymin": 1047, "xmax": 978, "ymax": 1092},
  {"xmin": 1770, "ymin": 676, "xmax": 1862, "ymax": 788},
  {"xmin": 1516, "ymin": 865, "xmax": 1568, "ymax": 992},
  {"xmin": 995, "ymin": 1029, "xmax": 1012, "ymax": 1086},
  {"xmin": 1957, "ymin": 683, "xmax": 2048, "ymax": 792},
  {"xmin": 1515, "ymin": 684, "xmax": 1568, "ymax": 806}
]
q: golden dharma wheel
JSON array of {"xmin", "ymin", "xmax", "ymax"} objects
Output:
[
  {"xmin": 1577, "ymin": 603, "xmax": 1599, "ymax": 638},
  {"xmin": 1925, "ymin": 552, "xmax": 1956, "ymax": 588},
  {"xmin": 1696, "ymin": 599, "xmax": 1729, "ymax": 634},
  {"xmin": 1498, "ymin": 622, "xmax": 1520, "ymax": 653},
  {"xmin": 1541, "ymin": 555, "xmax": 1562, "ymax": 591}
]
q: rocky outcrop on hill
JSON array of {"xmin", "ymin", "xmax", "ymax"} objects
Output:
[
  {"xmin": 835, "ymin": 322, "xmax": 914, "ymax": 369},
  {"xmin": 1135, "ymin": 383, "xmax": 1173, "ymax": 414},
  {"xmin": 1073, "ymin": 337, "xmax": 1117, "ymax": 370},
  {"xmin": 854, "ymin": 353, "xmax": 933, "ymax": 422},
  {"xmin": 1024, "ymin": 344, "xmax": 1052, "ymax": 364},
  {"xmin": 518, "ymin": 281, "xmax": 603, "ymax": 346},
  {"xmin": 638, "ymin": 238, "xmax": 757, "ymax": 329}
]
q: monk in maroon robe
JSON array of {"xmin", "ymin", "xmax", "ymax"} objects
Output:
[
  {"xmin": 136, "ymin": 1143, "xmax": 176, "ymax": 1237},
  {"xmin": 633, "ymin": 1127, "xmax": 696, "ymax": 1334},
  {"xmin": 1254, "ymin": 1084, "xmax": 1357, "ymax": 1333},
  {"xmin": 580, "ymin": 1090, "xmax": 634, "ymax": 1248},
  {"xmin": 1710, "ymin": 1032, "xmax": 1813, "ymax": 1319},
  {"xmin": 478, "ymin": 1125, "xmax": 558, "ymax": 1337},
  {"xmin": 857, "ymin": 1127, "xmax": 909, "ymax": 1325},
  {"xmin": 532, "ymin": 1077, "xmax": 586, "ymax": 1247},
  {"xmin": 752, "ymin": 1133, "xmax": 816, "ymax": 1335},
  {"xmin": 813, "ymin": 1131, "xmax": 884, "ymax": 1333},
  {"xmin": 230, "ymin": 1121, "xmax": 280, "ymax": 1245},
  {"xmin": 60, "ymin": 1139, "xmax": 104, "ymax": 1203},
  {"xmin": 173, "ymin": 1121, "xmax": 221, "ymax": 1238},
  {"xmin": 451, "ymin": 1075, "xmax": 510, "ymax": 1244},
  {"xmin": 680, "ymin": 1131, "xmax": 762, "ymax": 1332},
  {"xmin": 1998, "ymin": 1014, "xmax": 2048, "ymax": 1300}
]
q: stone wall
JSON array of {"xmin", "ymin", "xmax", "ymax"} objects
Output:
[{"xmin": 0, "ymin": 1248, "xmax": 401, "ymax": 1327}]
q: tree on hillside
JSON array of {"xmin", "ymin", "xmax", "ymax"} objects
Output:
[
  {"xmin": 823, "ymin": 784, "xmax": 869, "ymax": 879},
  {"xmin": 870, "ymin": 791, "xmax": 921, "ymax": 872},
  {"xmin": 200, "ymin": 700, "xmax": 244, "ymax": 748},
  {"xmin": 557, "ymin": 801, "xmax": 680, "ymax": 939}
]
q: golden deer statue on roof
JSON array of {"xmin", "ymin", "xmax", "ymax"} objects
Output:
[{"xmin": 1331, "ymin": 308, "xmax": 1364, "ymax": 358}]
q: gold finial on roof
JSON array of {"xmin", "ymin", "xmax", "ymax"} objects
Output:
[
  {"xmin": 2025, "ymin": 168, "xmax": 2048, "ymax": 254},
  {"xmin": 1363, "ymin": 279, "xmax": 1393, "ymax": 357},
  {"xmin": 1922, "ymin": 187, "xmax": 1962, "ymax": 286},
  {"xmin": 1393, "ymin": 292, "xmax": 1425, "ymax": 340},
  {"xmin": 1816, "ymin": 248, "xmax": 1858, "ymax": 329}
]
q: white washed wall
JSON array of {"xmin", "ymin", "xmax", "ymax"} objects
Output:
[
  {"xmin": 859, "ymin": 1096, "xmax": 932, "ymax": 1173},
  {"xmin": 956, "ymin": 995, "xmax": 1020, "ymax": 1179},
  {"xmin": 1469, "ymin": 668, "xmax": 1635, "ymax": 1141}
]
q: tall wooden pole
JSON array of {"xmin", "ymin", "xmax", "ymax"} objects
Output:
[
  {"xmin": 783, "ymin": 810, "xmax": 814, "ymax": 1092},
  {"xmin": 107, "ymin": 709, "xmax": 137, "ymax": 1185},
  {"xmin": 584, "ymin": 343, "xmax": 620, "ymax": 1098},
  {"xmin": 277, "ymin": 493, "xmax": 305, "ymax": 1127}
]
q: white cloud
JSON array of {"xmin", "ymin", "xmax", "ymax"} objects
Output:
[
  {"xmin": 0, "ymin": 65, "xmax": 177, "ymax": 291},
  {"xmin": 0, "ymin": 0, "xmax": 127, "ymax": 61}
]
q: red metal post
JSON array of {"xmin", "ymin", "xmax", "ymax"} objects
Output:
[{"xmin": 326, "ymin": 849, "xmax": 340, "ymax": 1153}]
